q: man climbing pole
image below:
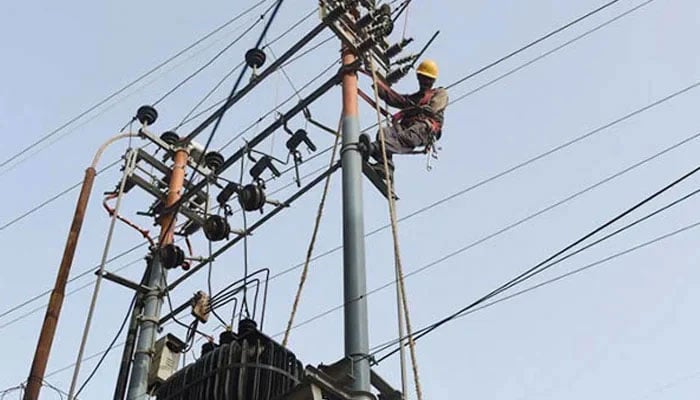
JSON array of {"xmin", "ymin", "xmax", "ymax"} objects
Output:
[{"xmin": 368, "ymin": 59, "xmax": 448, "ymax": 179}]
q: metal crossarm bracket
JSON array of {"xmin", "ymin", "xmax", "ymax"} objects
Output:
[
  {"xmin": 138, "ymin": 129, "xmax": 214, "ymax": 178},
  {"xmin": 97, "ymin": 270, "xmax": 152, "ymax": 294},
  {"xmin": 320, "ymin": 0, "xmax": 392, "ymax": 77}
]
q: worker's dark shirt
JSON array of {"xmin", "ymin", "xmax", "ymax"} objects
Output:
[{"xmin": 378, "ymin": 87, "xmax": 449, "ymax": 124}]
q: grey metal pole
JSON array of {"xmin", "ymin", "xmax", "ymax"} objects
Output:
[
  {"xmin": 126, "ymin": 147, "xmax": 188, "ymax": 399},
  {"xmin": 126, "ymin": 255, "xmax": 167, "ymax": 399},
  {"xmin": 340, "ymin": 46, "xmax": 371, "ymax": 396}
]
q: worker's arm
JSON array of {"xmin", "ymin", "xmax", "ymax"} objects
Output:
[
  {"xmin": 378, "ymin": 86, "xmax": 411, "ymax": 109},
  {"xmin": 424, "ymin": 88, "xmax": 449, "ymax": 116}
]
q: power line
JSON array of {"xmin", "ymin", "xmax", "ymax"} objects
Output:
[
  {"xmin": 173, "ymin": 6, "xmax": 319, "ymax": 129},
  {"xmin": 369, "ymin": 217, "xmax": 700, "ymax": 361},
  {"xmin": 445, "ymin": 0, "xmax": 622, "ymax": 91},
  {"xmin": 0, "ymin": 0, "xmax": 270, "ymax": 170},
  {"xmin": 272, "ymin": 70, "xmax": 700, "ymax": 284},
  {"xmin": 0, "ymin": 0, "xmax": 641, "ymax": 236},
  {"xmin": 0, "ymin": 0, "xmax": 681, "ymax": 334},
  {"xmin": 270, "ymin": 128, "xmax": 700, "ymax": 337},
  {"xmin": 4, "ymin": 70, "xmax": 698, "ymax": 330},
  {"xmin": 0, "ymin": 257, "xmax": 143, "ymax": 331},
  {"xmin": 0, "ymin": 155, "xmax": 333, "ymax": 328},
  {"xmin": 41, "ymin": 203, "xmax": 700, "ymax": 383},
  {"xmin": 449, "ymin": 0, "xmax": 657, "ymax": 104},
  {"xmin": 151, "ymin": 8, "xmax": 271, "ymax": 107},
  {"xmin": 373, "ymin": 168, "xmax": 700, "ymax": 362},
  {"xmin": 0, "ymin": 158, "xmax": 124, "ymax": 232}
]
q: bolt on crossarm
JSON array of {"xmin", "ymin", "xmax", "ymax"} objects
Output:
[
  {"xmin": 126, "ymin": 144, "xmax": 189, "ymax": 400},
  {"xmin": 23, "ymin": 133, "xmax": 137, "ymax": 400}
]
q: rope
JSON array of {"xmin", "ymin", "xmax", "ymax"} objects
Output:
[
  {"xmin": 282, "ymin": 116, "xmax": 342, "ymax": 347},
  {"xmin": 368, "ymin": 59, "xmax": 423, "ymax": 400}
]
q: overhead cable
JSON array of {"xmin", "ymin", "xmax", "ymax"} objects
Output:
[
  {"xmin": 0, "ymin": 0, "xmax": 270, "ymax": 170},
  {"xmin": 270, "ymin": 128, "xmax": 700, "ymax": 337},
  {"xmin": 373, "ymin": 166, "xmax": 700, "ymax": 362},
  {"xmin": 369, "ymin": 218, "xmax": 700, "ymax": 361},
  {"xmin": 445, "ymin": 0, "xmax": 622, "ymax": 91}
]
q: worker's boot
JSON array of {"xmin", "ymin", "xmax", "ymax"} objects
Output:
[{"xmin": 370, "ymin": 160, "xmax": 395, "ymax": 182}]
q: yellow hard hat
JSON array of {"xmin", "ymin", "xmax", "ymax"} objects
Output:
[{"xmin": 416, "ymin": 59, "xmax": 439, "ymax": 79}]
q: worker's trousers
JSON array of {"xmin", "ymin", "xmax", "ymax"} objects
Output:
[{"xmin": 372, "ymin": 121, "xmax": 432, "ymax": 163}]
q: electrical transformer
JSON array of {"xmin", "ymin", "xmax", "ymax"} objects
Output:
[{"xmin": 156, "ymin": 319, "xmax": 304, "ymax": 400}]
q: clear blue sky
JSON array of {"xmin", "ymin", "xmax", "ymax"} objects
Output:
[{"xmin": 1, "ymin": 0, "xmax": 699, "ymax": 399}]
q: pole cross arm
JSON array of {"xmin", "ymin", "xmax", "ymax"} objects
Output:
[
  {"xmin": 176, "ymin": 69, "xmax": 343, "ymax": 209},
  {"xmin": 183, "ymin": 22, "xmax": 328, "ymax": 143},
  {"xmin": 167, "ymin": 161, "xmax": 341, "ymax": 291}
]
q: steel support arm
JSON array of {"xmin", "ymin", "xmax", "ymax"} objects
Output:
[
  {"xmin": 167, "ymin": 161, "xmax": 341, "ymax": 291},
  {"xmin": 176, "ymin": 69, "xmax": 343, "ymax": 208},
  {"xmin": 183, "ymin": 23, "xmax": 327, "ymax": 142}
]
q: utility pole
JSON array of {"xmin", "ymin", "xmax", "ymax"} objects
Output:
[
  {"xmin": 24, "ymin": 133, "xmax": 135, "ymax": 400},
  {"xmin": 23, "ymin": 168, "xmax": 96, "ymax": 400},
  {"xmin": 340, "ymin": 40, "xmax": 371, "ymax": 399},
  {"xmin": 126, "ymin": 144, "xmax": 189, "ymax": 400}
]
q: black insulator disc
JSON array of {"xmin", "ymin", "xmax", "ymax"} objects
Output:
[
  {"xmin": 238, "ymin": 184, "xmax": 266, "ymax": 212},
  {"xmin": 203, "ymin": 215, "xmax": 230, "ymax": 242},
  {"xmin": 245, "ymin": 48, "xmax": 266, "ymax": 69},
  {"xmin": 136, "ymin": 105, "xmax": 158, "ymax": 126},
  {"xmin": 204, "ymin": 151, "xmax": 225, "ymax": 173},
  {"xmin": 160, "ymin": 244, "xmax": 185, "ymax": 269},
  {"xmin": 160, "ymin": 131, "xmax": 180, "ymax": 145}
]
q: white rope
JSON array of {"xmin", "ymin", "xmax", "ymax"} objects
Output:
[{"xmin": 368, "ymin": 60, "xmax": 423, "ymax": 400}]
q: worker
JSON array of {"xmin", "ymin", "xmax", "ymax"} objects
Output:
[{"xmin": 368, "ymin": 59, "xmax": 448, "ymax": 180}]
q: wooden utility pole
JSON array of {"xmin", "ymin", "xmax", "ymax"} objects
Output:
[{"xmin": 23, "ymin": 168, "xmax": 96, "ymax": 400}]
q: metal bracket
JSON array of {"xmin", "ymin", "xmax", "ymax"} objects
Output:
[
  {"xmin": 320, "ymin": 0, "xmax": 391, "ymax": 76},
  {"xmin": 362, "ymin": 162, "xmax": 398, "ymax": 200},
  {"xmin": 139, "ymin": 128, "xmax": 215, "ymax": 178},
  {"xmin": 98, "ymin": 270, "xmax": 151, "ymax": 293}
]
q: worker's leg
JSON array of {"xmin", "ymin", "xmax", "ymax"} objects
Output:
[
  {"xmin": 395, "ymin": 121, "xmax": 432, "ymax": 149},
  {"xmin": 372, "ymin": 121, "xmax": 431, "ymax": 157},
  {"xmin": 371, "ymin": 126, "xmax": 401, "ymax": 165}
]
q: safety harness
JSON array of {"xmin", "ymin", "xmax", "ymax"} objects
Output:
[{"xmin": 391, "ymin": 88, "xmax": 444, "ymax": 140}]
